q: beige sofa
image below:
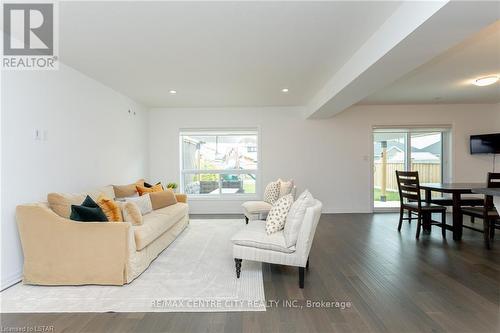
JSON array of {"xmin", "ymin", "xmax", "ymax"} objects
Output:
[{"xmin": 16, "ymin": 186, "xmax": 189, "ymax": 286}]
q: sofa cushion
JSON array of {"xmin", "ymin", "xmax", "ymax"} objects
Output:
[
  {"xmin": 263, "ymin": 181, "xmax": 281, "ymax": 204},
  {"xmin": 113, "ymin": 179, "xmax": 144, "ymax": 198},
  {"xmin": 149, "ymin": 189, "xmax": 177, "ymax": 210},
  {"xmin": 242, "ymin": 201, "xmax": 272, "ymax": 214},
  {"xmin": 133, "ymin": 203, "xmax": 189, "ymax": 250},
  {"xmin": 278, "ymin": 178, "xmax": 294, "ymax": 198},
  {"xmin": 47, "ymin": 185, "xmax": 115, "ymax": 218},
  {"xmin": 231, "ymin": 222, "xmax": 295, "ymax": 253},
  {"xmin": 96, "ymin": 186, "xmax": 116, "ymax": 200},
  {"xmin": 175, "ymin": 193, "xmax": 188, "ymax": 204},
  {"xmin": 70, "ymin": 196, "xmax": 108, "ymax": 222},
  {"xmin": 48, "ymin": 192, "xmax": 85, "ymax": 218},
  {"xmin": 144, "ymin": 181, "xmax": 162, "ymax": 188},
  {"xmin": 265, "ymin": 194, "xmax": 293, "ymax": 235},
  {"xmin": 122, "ymin": 201, "xmax": 143, "ymax": 226},
  {"xmin": 136, "ymin": 183, "xmax": 164, "ymax": 196},
  {"xmin": 97, "ymin": 195, "xmax": 123, "ymax": 222},
  {"xmin": 154, "ymin": 202, "xmax": 189, "ymax": 222},
  {"xmin": 125, "ymin": 194, "xmax": 153, "ymax": 215}
]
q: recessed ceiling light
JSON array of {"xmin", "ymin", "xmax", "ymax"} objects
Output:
[
  {"xmin": 472, "ymin": 75, "xmax": 499, "ymax": 87},
  {"xmin": 281, "ymin": 88, "xmax": 289, "ymax": 93},
  {"xmin": 169, "ymin": 90, "xmax": 177, "ymax": 94}
]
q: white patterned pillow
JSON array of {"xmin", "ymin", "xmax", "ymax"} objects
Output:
[
  {"xmin": 278, "ymin": 178, "xmax": 294, "ymax": 198},
  {"xmin": 125, "ymin": 193, "xmax": 152, "ymax": 215},
  {"xmin": 263, "ymin": 181, "xmax": 281, "ymax": 204},
  {"xmin": 266, "ymin": 194, "xmax": 294, "ymax": 235}
]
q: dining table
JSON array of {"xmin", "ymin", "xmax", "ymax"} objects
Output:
[
  {"xmin": 420, "ymin": 182, "xmax": 485, "ymax": 241},
  {"xmin": 472, "ymin": 188, "xmax": 500, "ymax": 209}
]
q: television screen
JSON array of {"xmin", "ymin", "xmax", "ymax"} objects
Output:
[{"xmin": 470, "ymin": 133, "xmax": 500, "ymax": 154}]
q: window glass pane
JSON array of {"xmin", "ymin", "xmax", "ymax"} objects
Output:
[
  {"xmin": 183, "ymin": 173, "xmax": 220, "ymax": 195},
  {"xmin": 373, "ymin": 132, "xmax": 406, "ymax": 207},
  {"xmin": 410, "ymin": 132, "xmax": 442, "ymax": 183},
  {"xmin": 221, "ymin": 174, "xmax": 256, "ymax": 194},
  {"xmin": 180, "ymin": 131, "xmax": 258, "ymax": 196},
  {"xmin": 181, "ymin": 134, "xmax": 258, "ymax": 170},
  {"xmin": 410, "ymin": 132, "xmax": 442, "ymax": 198}
]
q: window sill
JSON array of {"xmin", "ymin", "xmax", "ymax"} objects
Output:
[{"xmin": 186, "ymin": 194, "xmax": 259, "ymax": 201}]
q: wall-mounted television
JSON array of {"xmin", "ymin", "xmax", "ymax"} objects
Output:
[{"xmin": 470, "ymin": 133, "xmax": 500, "ymax": 154}]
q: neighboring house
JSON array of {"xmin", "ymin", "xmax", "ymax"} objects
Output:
[
  {"xmin": 374, "ymin": 140, "xmax": 441, "ymax": 163},
  {"xmin": 388, "ymin": 151, "xmax": 440, "ymax": 164}
]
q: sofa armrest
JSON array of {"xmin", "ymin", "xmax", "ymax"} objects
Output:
[
  {"xmin": 16, "ymin": 203, "xmax": 130, "ymax": 285},
  {"xmin": 175, "ymin": 193, "xmax": 188, "ymax": 203}
]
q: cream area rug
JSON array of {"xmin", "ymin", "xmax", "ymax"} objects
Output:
[{"xmin": 1, "ymin": 219, "xmax": 266, "ymax": 313}]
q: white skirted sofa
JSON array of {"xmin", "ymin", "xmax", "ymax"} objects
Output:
[{"xmin": 231, "ymin": 198, "xmax": 322, "ymax": 288}]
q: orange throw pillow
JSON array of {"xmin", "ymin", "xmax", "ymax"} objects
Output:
[
  {"xmin": 97, "ymin": 195, "xmax": 123, "ymax": 222},
  {"xmin": 136, "ymin": 183, "xmax": 163, "ymax": 196}
]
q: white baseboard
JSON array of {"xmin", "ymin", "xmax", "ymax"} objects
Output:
[
  {"xmin": 322, "ymin": 208, "xmax": 373, "ymax": 214},
  {"xmin": 1, "ymin": 271, "xmax": 22, "ymax": 291}
]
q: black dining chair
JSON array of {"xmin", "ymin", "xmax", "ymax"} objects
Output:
[
  {"xmin": 461, "ymin": 172, "xmax": 500, "ymax": 249},
  {"xmin": 396, "ymin": 171, "xmax": 448, "ymax": 239}
]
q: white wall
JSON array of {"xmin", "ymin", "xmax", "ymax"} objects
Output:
[
  {"xmin": 1, "ymin": 64, "xmax": 149, "ymax": 289},
  {"xmin": 149, "ymin": 104, "xmax": 500, "ymax": 214}
]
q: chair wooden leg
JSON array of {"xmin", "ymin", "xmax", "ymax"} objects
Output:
[
  {"xmin": 398, "ymin": 207, "xmax": 404, "ymax": 232},
  {"xmin": 299, "ymin": 267, "xmax": 305, "ymax": 289},
  {"xmin": 490, "ymin": 221, "xmax": 495, "ymax": 240},
  {"xmin": 484, "ymin": 220, "xmax": 491, "ymax": 250},
  {"xmin": 471, "ymin": 216, "xmax": 475, "ymax": 223},
  {"xmin": 441, "ymin": 211, "xmax": 446, "ymax": 239},
  {"xmin": 424, "ymin": 212, "xmax": 432, "ymax": 233},
  {"xmin": 407, "ymin": 210, "xmax": 412, "ymax": 224},
  {"xmin": 416, "ymin": 214, "xmax": 422, "ymax": 239},
  {"xmin": 245, "ymin": 216, "xmax": 249, "ymax": 224},
  {"xmin": 235, "ymin": 258, "xmax": 242, "ymax": 278}
]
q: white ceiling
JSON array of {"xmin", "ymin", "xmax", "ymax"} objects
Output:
[
  {"xmin": 360, "ymin": 20, "xmax": 500, "ymax": 105},
  {"xmin": 59, "ymin": 1, "xmax": 402, "ymax": 107}
]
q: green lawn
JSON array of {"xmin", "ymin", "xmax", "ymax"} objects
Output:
[
  {"xmin": 374, "ymin": 188, "xmax": 400, "ymax": 202},
  {"xmin": 243, "ymin": 182, "xmax": 256, "ymax": 194}
]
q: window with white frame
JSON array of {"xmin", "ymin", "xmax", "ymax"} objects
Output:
[{"xmin": 180, "ymin": 130, "xmax": 259, "ymax": 197}]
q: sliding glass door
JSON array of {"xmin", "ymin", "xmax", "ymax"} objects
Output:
[
  {"xmin": 410, "ymin": 132, "xmax": 442, "ymax": 184},
  {"xmin": 373, "ymin": 128, "xmax": 448, "ymax": 209}
]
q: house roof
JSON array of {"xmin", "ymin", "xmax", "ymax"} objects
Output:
[{"xmin": 374, "ymin": 141, "xmax": 441, "ymax": 162}]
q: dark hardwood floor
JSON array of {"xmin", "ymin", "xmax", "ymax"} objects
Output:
[{"xmin": 2, "ymin": 213, "xmax": 499, "ymax": 333}]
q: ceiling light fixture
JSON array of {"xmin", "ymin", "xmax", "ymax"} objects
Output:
[
  {"xmin": 472, "ymin": 75, "xmax": 499, "ymax": 87},
  {"xmin": 281, "ymin": 88, "xmax": 289, "ymax": 93},
  {"xmin": 169, "ymin": 90, "xmax": 177, "ymax": 94}
]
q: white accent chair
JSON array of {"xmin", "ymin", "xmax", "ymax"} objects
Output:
[
  {"xmin": 232, "ymin": 199, "xmax": 322, "ymax": 288},
  {"xmin": 242, "ymin": 186, "xmax": 297, "ymax": 224}
]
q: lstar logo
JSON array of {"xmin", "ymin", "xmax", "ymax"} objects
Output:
[{"xmin": 2, "ymin": 2, "xmax": 58, "ymax": 70}]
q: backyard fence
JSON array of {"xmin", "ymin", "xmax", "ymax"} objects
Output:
[{"xmin": 374, "ymin": 162, "xmax": 441, "ymax": 192}]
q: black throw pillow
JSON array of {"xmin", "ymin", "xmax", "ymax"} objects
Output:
[
  {"xmin": 81, "ymin": 195, "xmax": 99, "ymax": 208},
  {"xmin": 70, "ymin": 195, "xmax": 108, "ymax": 222},
  {"xmin": 144, "ymin": 181, "xmax": 162, "ymax": 188}
]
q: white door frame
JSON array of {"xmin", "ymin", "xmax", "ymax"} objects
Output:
[{"xmin": 371, "ymin": 125, "xmax": 452, "ymax": 213}]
